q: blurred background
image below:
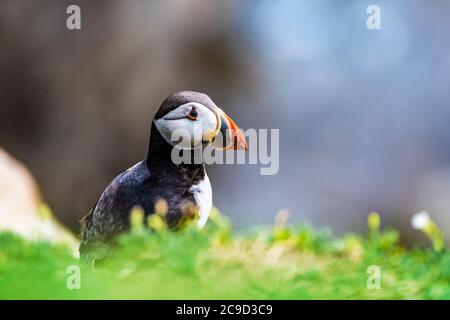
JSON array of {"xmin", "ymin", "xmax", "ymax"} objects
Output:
[{"xmin": 1, "ymin": 0, "xmax": 449, "ymax": 244}]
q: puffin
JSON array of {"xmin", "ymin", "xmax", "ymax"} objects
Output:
[{"xmin": 79, "ymin": 91, "xmax": 247, "ymax": 261}]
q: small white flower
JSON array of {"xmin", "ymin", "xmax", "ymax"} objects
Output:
[{"xmin": 411, "ymin": 211, "xmax": 431, "ymax": 230}]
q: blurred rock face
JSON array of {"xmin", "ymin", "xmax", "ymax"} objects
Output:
[
  {"xmin": 0, "ymin": 148, "xmax": 77, "ymax": 248},
  {"xmin": 0, "ymin": 148, "xmax": 41, "ymax": 228}
]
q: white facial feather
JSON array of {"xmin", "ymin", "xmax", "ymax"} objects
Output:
[{"xmin": 154, "ymin": 102, "xmax": 218, "ymax": 149}]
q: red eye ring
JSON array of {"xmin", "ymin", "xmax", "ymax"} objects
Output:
[{"xmin": 187, "ymin": 107, "xmax": 198, "ymax": 121}]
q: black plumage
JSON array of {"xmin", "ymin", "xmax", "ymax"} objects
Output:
[{"xmin": 79, "ymin": 91, "xmax": 217, "ymax": 261}]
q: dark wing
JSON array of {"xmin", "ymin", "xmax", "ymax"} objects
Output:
[
  {"xmin": 80, "ymin": 204, "xmax": 95, "ymax": 242},
  {"xmin": 79, "ymin": 162, "xmax": 155, "ymax": 263},
  {"xmin": 79, "ymin": 173, "xmax": 124, "ymax": 263}
]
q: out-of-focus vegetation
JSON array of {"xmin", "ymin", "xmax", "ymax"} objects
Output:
[{"xmin": 0, "ymin": 209, "xmax": 448, "ymax": 300}]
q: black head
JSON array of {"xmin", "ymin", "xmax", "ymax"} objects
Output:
[
  {"xmin": 154, "ymin": 91, "xmax": 218, "ymax": 120},
  {"xmin": 151, "ymin": 90, "xmax": 248, "ymax": 152}
]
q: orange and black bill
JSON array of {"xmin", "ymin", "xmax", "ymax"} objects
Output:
[{"xmin": 216, "ymin": 110, "xmax": 248, "ymax": 150}]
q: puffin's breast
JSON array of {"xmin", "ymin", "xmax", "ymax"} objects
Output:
[{"xmin": 189, "ymin": 173, "xmax": 212, "ymax": 228}]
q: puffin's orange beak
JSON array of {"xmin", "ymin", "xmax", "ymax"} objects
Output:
[{"xmin": 217, "ymin": 110, "xmax": 248, "ymax": 150}]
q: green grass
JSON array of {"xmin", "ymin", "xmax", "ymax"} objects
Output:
[{"xmin": 0, "ymin": 209, "xmax": 448, "ymax": 299}]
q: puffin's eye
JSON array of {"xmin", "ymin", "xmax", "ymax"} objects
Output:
[{"xmin": 187, "ymin": 107, "xmax": 198, "ymax": 121}]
